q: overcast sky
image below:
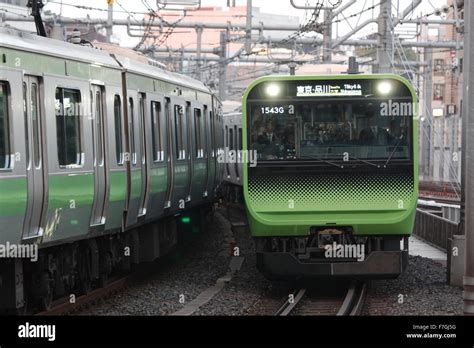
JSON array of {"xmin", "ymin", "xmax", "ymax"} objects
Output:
[{"xmin": 38, "ymin": 0, "xmax": 446, "ymax": 47}]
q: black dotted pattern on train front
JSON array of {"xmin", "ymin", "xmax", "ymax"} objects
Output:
[{"xmin": 247, "ymin": 173, "xmax": 415, "ymax": 211}]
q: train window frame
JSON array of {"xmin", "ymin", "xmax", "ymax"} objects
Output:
[
  {"xmin": 0, "ymin": 81, "xmax": 12, "ymax": 171},
  {"xmin": 113, "ymin": 95, "xmax": 124, "ymax": 166},
  {"xmin": 55, "ymin": 87, "xmax": 83, "ymax": 169},
  {"xmin": 151, "ymin": 100, "xmax": 164, "ymax": 163},
  {"xmin": 194, "ymin": 108, "xmax": 204, "ymax": 159}
]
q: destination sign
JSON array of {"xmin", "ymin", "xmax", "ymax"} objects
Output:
[{"xmin": 295, "ymin": 83, "xmax": 363, "ymax": 97}]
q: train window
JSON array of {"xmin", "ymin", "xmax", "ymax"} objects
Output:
[
  {"xmin": 95, "ymin": 91, "xmax": 104, "ymax": 166},
  {"xmin": 56, "ymin": 88, "xmax": 82, "ymax": 167},
  {"xmin": 209, "ymin": 111, "xmax": 215, "ymax": 157},
  {"xmin": 151, "ymin": 101, "xmax": 163, "ymax": 162},
  {"xmin": 229, "ymin": 128, "xmax": 234, "ymax": 150},
  {"xmin": 0, "ymin": 82, "xmax": 11, "ymax": 169},
  {"xmin": 129, "ymin": 98, "xmax": 137, "ymax": 166},
  {"xmin": 23, "ymin": 83, "xmax": 30, "ymax": 169},
  {"xmin": 139, "ymin": 95, "xmax": 146, "ymax": 165},
  {"xmin": 174, "ymin": 105, "xmax": 185, "ymax": 160},
  {"xmin": 165, "ymin": 98, "xmax": 170, "ymax": 160},
  {"xmin": 114, "ymin": 95, "xmax": 124, "ymax": 165},
  {"xmin": 31, "ymin": 83, "xmax": 42, "ymax": 169},
  {"xmin": 238, "ymin": 128, "xmax": 242, "ymax": 150},
  {"xmin": 194, "ymin": 108, "xmax": 204, "ymax": 158}
]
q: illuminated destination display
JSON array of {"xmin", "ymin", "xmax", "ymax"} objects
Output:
[{"xmin": 296, "ymin": 83, "xmax": 363, "ymax": 97}]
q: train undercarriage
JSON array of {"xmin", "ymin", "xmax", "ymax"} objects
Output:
[
  {"xmin": 255, "ymin": 231, "xmax": 409, "ymax": 280},
  {"xmin": 0, "ymin": 205, "xmax": 213, "ymax": 314}
]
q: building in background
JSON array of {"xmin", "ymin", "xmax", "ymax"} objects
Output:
[{"xmin": 418, "ymin": 0, "xmax": 463, "ymax": 186}]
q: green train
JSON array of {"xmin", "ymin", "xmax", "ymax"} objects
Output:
[
  {"xmin": 240, "ymin": 74, "xmax": 418, "ymax": 280},
  {"xmin": 0, "ymin": 27, "xmax": 224, "ymax": 313}
]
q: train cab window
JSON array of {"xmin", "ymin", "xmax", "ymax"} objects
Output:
[
  {"xmin": 174, "ymin": 105, "xmax": 185, "ymax": 160},
  {"xmin": 114, "ymin": 95, "xmax": 124, "ymax": 165},
  {"xmin": 194, "ymin": 108, "xmax": 204, "ymax": 158},
  {"xmin": 55, "ymin": 88, "xmax": 82, "ymax": 167},
  {"xmin": 129, "ymin": 98, "xmax": 137, "ymax": 166},
  {"xmin": 151, "ymin": 101, "xmax": 163, "ymax": 162},
  {"xmin": 0, "ymin": 82, "xmax": 11, "ymax": 169}
]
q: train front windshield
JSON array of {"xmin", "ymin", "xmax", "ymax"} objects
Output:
[{"xmin": 247, "ymin": 79, "xmax": 415, "ymax": 163}]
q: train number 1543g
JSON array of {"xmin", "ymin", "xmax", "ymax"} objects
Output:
[{"xmin": 260, "ymin": 105, "xmax": 294, "ymax": 115}]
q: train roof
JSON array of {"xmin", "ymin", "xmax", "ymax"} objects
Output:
[
  {"xmin": 0, "ymin": 26, "xmax": 120, "ymax": 69},
  {"xmin": 113, "ymin": 55, "xmax": 210, "ymax": 93},
  {"xmin": 0, "ymin": 26, "xmax": 212, "ymax": 94}
]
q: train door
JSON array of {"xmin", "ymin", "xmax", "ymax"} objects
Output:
[
  {"xmin": 22, "ymin": 76, "xmax": 46, "ymax": 239},
  {"xmin": 125, "ymin": 92, "xmax": 143, "ymax": 227},
  {"xmin": 166, "ymin": 98, "xmax": 188, "ymax": 209},
  {"xmin": 90, "ymin": 85, "xmax": 108, "ymax": 226},
  {"xmin": 138, "ymin": 93, "xmax": 149, "ymax": 217},
  {"xmin": 189, "ymin": 103, "xmax": 207, "ymax": 202}
]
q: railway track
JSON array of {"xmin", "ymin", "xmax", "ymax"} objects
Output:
[{"xmin": 274, "ymin": 282, "xmax": 367, "ymax": 316}]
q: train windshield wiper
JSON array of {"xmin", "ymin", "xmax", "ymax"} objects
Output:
[
  {"xmin": 299, "ymin": 155, "xmax": 344, "ymax": 168},
  {"xmin": 384, "ymin": 135, "xmax": 405, "ymax": 167},
  {"xmin": 349, "ymin": 156, "xmax": 381, "ymax": 168}
]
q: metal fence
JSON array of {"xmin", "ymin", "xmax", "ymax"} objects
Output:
[{"xmin": 413, "ymin": 209, "xmax": 462, "ymax": 251}]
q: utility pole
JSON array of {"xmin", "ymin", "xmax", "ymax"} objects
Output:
[
  {"xmin": 245, "ymin": 0, "xmax": 252, "ymax": 54},
  {"xmin": 376, "ymin": 0, "xmax": 393, "ymax": 73},
  {"xmin": 288, "ymin": 62, "xmax": 296, "ymax": 76},
  {"xmin": 218, "ymin": 31, "xmax": 227, "ymax": 100},
  {"xmin": 347, "ymin": 56, "xmax": 359, "ymax": 74},
  {"xmin": 424, "ymin": 48, "xmax": 434, "ymax": 179},
  {"xmin": 195, "ymin": 26, "xmax": 203, "ymax": 80},
  {"xmin": 106, "ymin": 0, "xmax": 113, "ymax": 43},
  {"xmin": 463, "ymin": 0, "xmax": 474, "ymax": 316},
  {"xmin": 179, "ymin": 45, "xmax": 184, "ymax": 73}
]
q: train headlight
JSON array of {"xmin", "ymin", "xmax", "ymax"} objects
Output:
[
  {"xmin": 377, "ymin": 81, "xmax": 392, "ymax": 95},
  {"xmin": 266, "ymin": 83, "xmax": 281, "ymax": 97}
]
